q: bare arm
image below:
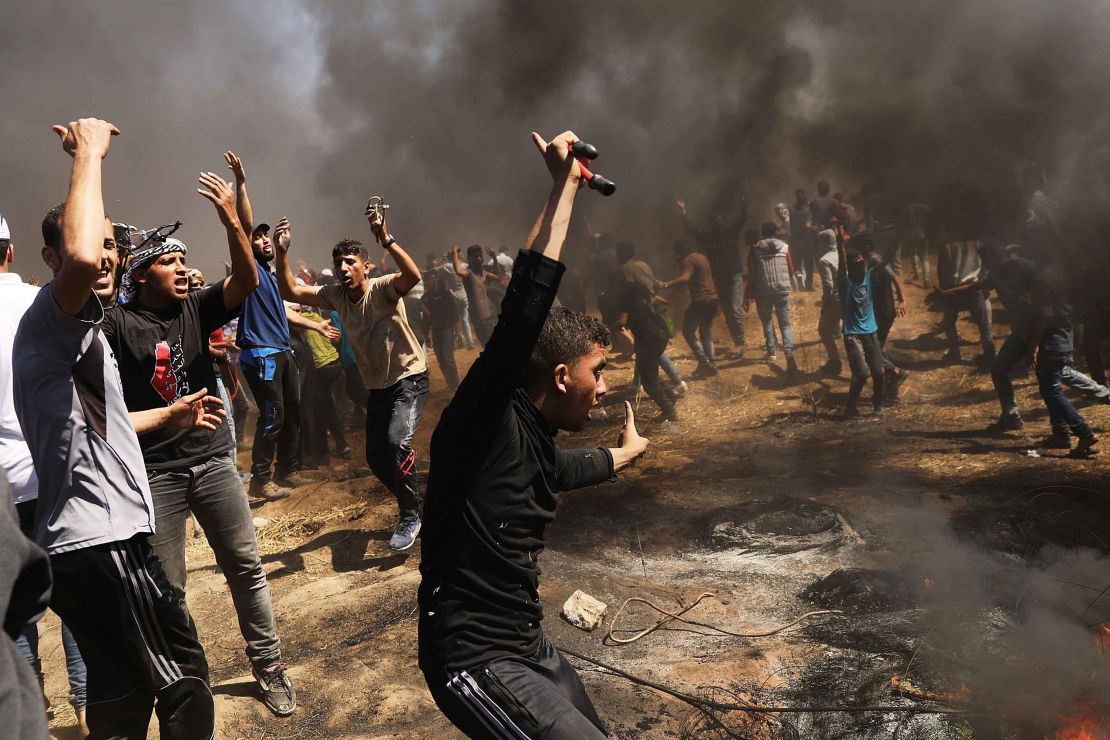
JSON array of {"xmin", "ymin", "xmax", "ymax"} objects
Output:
[
  {"xmin": 835, "ymin": 224, "xmax": 848, "ymax": 282},
  {"xmin": 660, "ymin": 261, "xmax": 694, "ymax": 289},
  {"xmin": 368, "ymin": 210, "xmax": 421, "ymax": 295},
  {"xmin": 49, "ymin": 118, "xmax": 120, "ymax": 316},
  {"xmin": 197, "ymin": 171, "xmax": 258, "ymax": 311},
  {"xmin": 285, "ymin": 304, "xmax": 340, "ymax": 340},
  {"xmin": 451, "ymin": 246, "xmax": 470, "ymax": 278},
  {"xmin": 131, "ymin": 387, "xmax": 225, "ymax": 435},
  {"xmin": 224, "ymin": 151, "xmax": 253, "ymax": 239},
  {"xmin": 891, "ymin": 269, "xmax": 908, "ymax": 316},
  {"xmin": 525, "ymin": 131, "xmax": 583, "ymax": 262},
  {"xmin": 272, "ymin": 218, "xmax": 324, "ymax": 307}
]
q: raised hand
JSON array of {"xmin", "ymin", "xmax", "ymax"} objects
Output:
[
  {"xmin": 167, "ymin": 388, "xmax": 226, "ymax": 431},
  {"xmin": 368, "ymin": 209, "xmax": 390, "ymax": 245},
  {"xmin": 676, "ymin": 197, "xmax": 687, "ymax": 213},
  {"xmin": 273, "ymin": 217, "xmax": 292, "ymax": 254},
  {"xmin": 52, "ymin": 118, "xmax": 120, "ymax": 160},
  {"xmin": 612, "ymin": 400, "xmax": 649, "ymax": 471},
  {"xmin": 197, "ymin": 172, "xmax": 238, "ymax": 225},
  {"xmin": 224, "ymin": 151, "xmax": 246, "ymax": 182},
  {"xmin": 530, "ymin": 130, "xmax": 582, "ymax": 185}
]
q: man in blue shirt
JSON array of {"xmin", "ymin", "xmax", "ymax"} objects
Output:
[
  {"xmin": 836, "ymin": 223, "xmax": 886, "ymax": 417},
  {"xmin": 224, "ymin": 152, "xmax": 339, "ymax": 498}
]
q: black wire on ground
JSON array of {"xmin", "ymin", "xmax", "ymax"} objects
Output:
[{"xmin": 558, "ymin": 645, "xmax": 974, "ymax": 716}]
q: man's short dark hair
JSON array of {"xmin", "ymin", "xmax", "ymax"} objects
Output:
[
  {"xmin": 332, "ymin": 238, "xmax": 368, "ymax": 261},
  {"xmin": 0, "ymin": 239, "xmax": 10, "ymax": 265},
  {"xmin": 42, "ymin": 201, "xmax": 111, "ymax": 252},
  {"xmin": 817, "ymin": 180, "xmax": 831, "ymax": 196},
  {"xmin": 615, "ymin": 240, "xmax": 635, "ymax": 263},
  {"xmin": 527, "ymin": 307, "xmax": 610, "ymax": 384},
  {"xmin": 760, "ymin": 221, "xmax": 777, "ymax": 238},
  {"xmin": 466, "ymin": 245, "xmax": 483, "ymax": 260},
  {"xmin": 42, "ymin": 202, "xmax": 66, "ymax": 251},
  {"xmin": 846, "ymin": 249, "xmax": 864, "ymax": 264}
]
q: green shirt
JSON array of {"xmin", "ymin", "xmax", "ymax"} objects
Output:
[{"xmin": 300, "ymin": 309, "xmax": 340, "ymax": 368}]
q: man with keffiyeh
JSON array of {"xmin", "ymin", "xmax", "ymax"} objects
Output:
[{"xmin": 96, "ymin": 164, "xmax": 299, "ymax": 717}]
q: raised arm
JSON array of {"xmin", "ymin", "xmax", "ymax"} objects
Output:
[
  {"xmin": 451, "ymin": 245, "xmax": 470, "ymax": 278},
  {"xmin": 676, "ymin": 198, "xmax": 708, "ymax": 243},
  {"xmin": 835, "ymin": 222, "xmax": 848, "ymax": 282},
  {"xmin": 224, "ymin": 151, "xmax": 253, "ymax": 239},
  {"xmin": 524, "ymin": 130, "xmax": 583, "ymax": 262},
  {"xmin": 368, "ymin": 209, "xmax": 421, "ymax": 295},
  {"xmin": 49, "ymin": 118, "xmax": 120, "ymax": 316},
  {"xmin": 197, "ymin": 171, "xmax": 258, "ymax": 311},
  {"xmin": 273, "ymin": 218, "xmax": 324, "ymax": 307}
]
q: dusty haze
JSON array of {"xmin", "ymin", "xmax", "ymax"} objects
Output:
[{"xmin": 3, "ymin": 0, "xmax": 1109, "ymax": 280}]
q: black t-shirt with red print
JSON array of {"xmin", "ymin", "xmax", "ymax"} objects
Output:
[{"xmin": 101, "ymin": 282, "xmax": 236, "ymax": 470}]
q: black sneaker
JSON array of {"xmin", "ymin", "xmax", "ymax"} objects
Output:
[
  {"xmin": 886, "ymin": 370, "xmax": 910, "ymax": 403},
  {"xmin": 987, "ymin": 415, "xmax": 1024, "ymax": 433},
  {"xmin": 254, "ymin": 662, "xmax": 297, "ymax": 717},
  {"xmin": 819, "ymin": 362, "xmax": 842, "ymax": 378},
  {"xmin": 844, "ymin": 406, "xmax": 861, "ymax": 419},
  {"xmin": 1072, "ymin": 435, "xmax": 1100, "ymax": 458},
  {"xmin": 785, "ymin": 355, "xmax": 799, "ymax": 375},
  {"xmin": 1039, "ymin": 434, "xmax": 1072, "ymax": 450}
]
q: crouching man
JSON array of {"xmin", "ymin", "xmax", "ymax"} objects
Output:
[{"xmin": 418, "ymin": 131, "xmax": 649, "ymax": 739}]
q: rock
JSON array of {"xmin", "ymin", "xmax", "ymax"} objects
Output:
[
  {"xmin": 252, "ymin": 516, "xmax": 270, "ymax": 529},
  {"xmin": 562, "ymin": 590, "xmax": 607, "ymax": 632}
]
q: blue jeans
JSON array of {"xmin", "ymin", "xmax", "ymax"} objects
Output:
[
  {"xmin": 17, "ymin": 623, "xmax": 87, "ymax": 710},
  {"xmin": 366, "ymin": 373, "xmax": 430, "ymax": 522},
  {"xmin": 756, "ymin": 294, "xmax": 794, "ymax": 354},
  {"xmin": 1037, "ymin": 351, "xmax": 1094, "ymax": 439},
  {"xmin": 659, "ymin": 352, "xmax": 683, "ymax": 384},
  {"xmin": 993, "ymin": 333, "xmax": 1109, "ymax": 420},
  {"xmin": 716, "ymin": 272, "xmax": 745, "ymax": 348},
  {"xmin": 683, "ymin": 299, "xmax": 718, "ymax": 364}
]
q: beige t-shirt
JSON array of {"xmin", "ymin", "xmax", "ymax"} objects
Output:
[{"xmin": 316, "ymin": 276, "xmax": 427, "ymax": 390}]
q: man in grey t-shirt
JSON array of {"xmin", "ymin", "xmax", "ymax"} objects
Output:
[{"xmin": 12, "ymin": 118, "xmax": 221, "ymax": 739}]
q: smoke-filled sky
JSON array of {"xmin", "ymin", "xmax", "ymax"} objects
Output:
[{"xmin": 3, "ymin": 0, "xmax": 1110, "ymax": 281}]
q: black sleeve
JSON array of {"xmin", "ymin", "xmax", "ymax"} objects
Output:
[
  {"xmin": 554, "ymin": 447, "xmax": 616, "ymax": 490},
  {"xmin": 682, "ymin": 213, "xmax": 709, "ymax": 243},
  {"xmin": 441, "ymin": 250, "xmax": 564, "ymax": 441},
  {"xmin": 99, "ymin": 305, "xmax": 122, "ymax": 344},
  {"xmin": 195, "ymin": 281, "xmax": 237, "ymax": 335}
]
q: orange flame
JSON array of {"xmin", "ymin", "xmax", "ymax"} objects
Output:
[{"xmin": 1052, "ymin": 703, "xmax": 1110, "ymax": 740}]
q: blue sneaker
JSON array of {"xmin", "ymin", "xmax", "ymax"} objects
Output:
[{"xmin": 389, "ymin": 517, "xmax": 421, "ymax": 551}]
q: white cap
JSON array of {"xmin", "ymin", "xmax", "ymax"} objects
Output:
[
  {"xmin": 321, "ymin": 268, "xmax": 334, "ymax": 277},
  {"xmin": 0, "ymin": 215, "xmax": 9, "ymax": 241}
]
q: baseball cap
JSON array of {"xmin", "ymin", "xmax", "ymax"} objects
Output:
[
  {"xmin": 0, "ymin": 214, "xmax": 9, "ymax": 241},
  {"xmin": 321, "ymin": 268, "xmax": 334, "ymax": 277},
  {"xmin": 252, "ymin": 223, "xmax": 271, "ymax": 236}
]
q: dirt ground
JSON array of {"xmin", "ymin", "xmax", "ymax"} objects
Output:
[{"xmin": 39, "ymin": 279, "xmax": 1110, "ymax": 739}]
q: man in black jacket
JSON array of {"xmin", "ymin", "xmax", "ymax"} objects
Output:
[{"xmin": 418, "ymin": 130, "xmax": 649, "ymax": 739}]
